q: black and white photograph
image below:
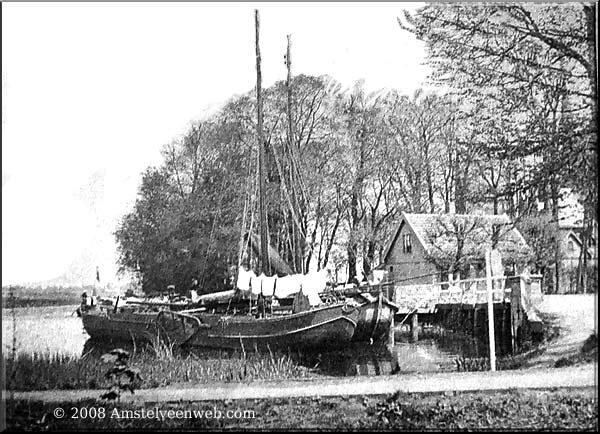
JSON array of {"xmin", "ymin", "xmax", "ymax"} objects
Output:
[{"xmin": 2, "ymin": 1, "xmax": 597, "ymax": 431}]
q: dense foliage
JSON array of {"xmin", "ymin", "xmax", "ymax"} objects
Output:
[
  {"xmin": 399, "ymin": 3, "xmax": 597, "ymax": 291},
  {"xmin": 115, "ymin": 4, "xmax": 596, "ymax": 294}
]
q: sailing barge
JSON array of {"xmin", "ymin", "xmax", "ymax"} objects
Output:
[
  {"xmin": 79, "ymin": 296, "xmax": 362, "ymax": 350},
  {"xmin": 79, "ymin": 286, "xmax": 395, "ymax": 349},
  {"xmin": 81, "ymin": 11, "xmax": 397, "ymax": 351}
]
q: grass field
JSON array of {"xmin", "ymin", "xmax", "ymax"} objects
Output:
[{"xmin": 5, "ymin": 387, "xmax": 597, "ymax": 431}]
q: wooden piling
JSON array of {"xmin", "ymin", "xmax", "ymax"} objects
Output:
[
  {"xmin": 388, "ymin": 311, "xmax": 395, "ymax": 347},
  {"xmin": 485, "ymin": 250, "xmax": 496, "ymax": 371},
  {"xmin": 511, "ymin": 276, "xmax": 524, "ymax": 353},
  {"xmin": 501, "ymin": 304, "xmax": 508, "ymax": 354},
  {"xmin": 411, "ymin": 312, "xmax": 419, "ymax": 342}
]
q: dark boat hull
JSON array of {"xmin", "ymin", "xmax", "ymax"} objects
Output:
[
  {"xmin": 81, "ymin": 302, "xmax": 360, "ymax": 351},
  {"xmin": 81, "ymin": 308, "xmax": 200, "ymax": 346},
  {"xmin": 81, "ymin": 308, "xmax": 159, "ymax": 343},
  {"xmin": 353, "ymin": 295, "xmax": 397, "ymax": 342},
  {"xmin": 185, "ymin": 303, "xmax": 359, "ymax": 350}
]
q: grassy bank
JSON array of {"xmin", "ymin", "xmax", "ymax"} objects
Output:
[
  {"xmin": 5, "ymin": 387, "xmax": 597, "ymax": 430},
  {"xmin": 4, "ymin": 344, "xmax": 314, "ymax": 392},
  {"xmin": 554, "ymin": 332, "xmax": 598, "ymax": 368}
]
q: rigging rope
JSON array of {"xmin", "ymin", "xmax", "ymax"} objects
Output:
[
  {"xmin": 236, "ymin": 146, "xmax": 259, "ymax": 274},
  {"xmin": 237, "ymin": 144, "xmax": 255, "ymax": 268},
  {"xmin": 199, "ymin": 145, "xmax": 235, "ymax": 290},
  {"xmin": 268, "ymin": 136, "xmax": 306, "ymax": 238}
]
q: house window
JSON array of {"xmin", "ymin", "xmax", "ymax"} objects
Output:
[
  {"xmin": 402, "ymin": 234, "xmax": 412, "ymax": 253},
  {"xmin": 389, "ymin": 266, "xmax": 394, "ymax": 273},
  {"xmin": 568, "ymin": 240, "xmax": 574, "ymax": 252}
]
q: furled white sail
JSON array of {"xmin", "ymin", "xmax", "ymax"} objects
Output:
[{"xmin": 236, "ymin": 266, "xmax": 329, "ymax": 306}]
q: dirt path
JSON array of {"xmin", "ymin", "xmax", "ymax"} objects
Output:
[
  {"xmin": 6, "ymin": 364, "xmax": 595, "ymax": 404},
  {"xmin": 526, "ymin": 294, "xmax": 597, "ymax": 368}
]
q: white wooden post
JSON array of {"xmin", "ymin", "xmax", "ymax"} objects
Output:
[
  {"xmin": 485, "ymin": 250, "xmax": 496, "ymax": 371},
  {"xmin": 388, "ymin": 309, "xmax": 395, "ymax": 347}
]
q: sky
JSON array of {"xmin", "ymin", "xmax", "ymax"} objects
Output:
[{"xmin": 2, "ymin": 2, "xmax": 429, "ymax": 287}]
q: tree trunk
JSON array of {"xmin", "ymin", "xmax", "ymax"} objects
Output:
[
  {"xmin": 551, "ymin": 182, "xmax": 560, "ymax": 293},
  {"xmin": 576, "ymin": 210, "xmax": 590, "ymax": 293},
  {"xmin": 428, "ymin": 179, "xmax": 435, "ymax": 213},
  {"xmin": 444, "ymin": 175, "xmax": 451, "ymax": 213},
  {"xmin": 347, "ymin": 135, "xmax": 366, "ymax": 283},
  {"xmin": 363, "ymin": 239, "xmax": 376, "ymax": 280},
  {"xmin": 454, "ymin": 169, "xmax": 467, "ymax": 214},
  {"xmin": 347, "ymin": 242, "xmax": 358, "ymax": 284},
  {"xmin": 347, "ymin": 191, "xmax": 361, "ymax": 283},
  {"xmin": 492, "ymin": 191, "xmax": 499, "ymax": 215},
  {"xmin": 322, "ymin": 210, "xmax": 341, "ymax": 269},
  {"xmin": 424, "ymin": 140, "xmax": 435, "ymax": 212},
  {"xmin": 304, "ymin": 209, "xmax": 320, "ymax": 272}
]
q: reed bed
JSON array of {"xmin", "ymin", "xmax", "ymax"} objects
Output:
[
  {"xmin": 454, "ymin": 346, "xmax": 546, "ymax": 372},
  {"xmin": 5, "ymin": 352, "xmax": 107, "ymax": 391},
  {"xmin": 4, "ymin": 340, "xmax": 313, "ymax": 391}
]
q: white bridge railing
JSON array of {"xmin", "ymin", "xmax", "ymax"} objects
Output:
[{"xmin": 392, "ymin": 275, "xmax": 542, "ymax": 314}]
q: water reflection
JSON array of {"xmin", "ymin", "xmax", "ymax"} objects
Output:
[
  {"xmin": 79, "ymin": 339, "xmax": 398, "ymax": 377},
  {"xmin": 293, "ymin": 343, "xmax": 395, "ymax": 376}
]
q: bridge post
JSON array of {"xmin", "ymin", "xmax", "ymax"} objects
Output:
[
  {"xmin": 486, "ymin": 250, "xmax": 497, "ymax": 371},
  {"xmin": 411, "ymin": 312, "xmax": 419, "ymax": 342}
]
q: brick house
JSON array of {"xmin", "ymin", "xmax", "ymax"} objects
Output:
[
  {"xmin": 381, "ymin": 212, "xmax": 531, "ymax": 285},
  {"xmin": 556, "ymin": 217, "xmax": 598, "ymax": 293},
  {"xmin": 550, "ymin": 188, "xmax": 598, "ymax": 293}
]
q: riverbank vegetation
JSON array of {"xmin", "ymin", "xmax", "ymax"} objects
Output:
[
  {"xmin": 2, "ymin": 285, "xmax": 88, "ymax": 308},
  {"xmin": 4, "ymin": 344, "xmax": 314, "ymax": 392},
  {"xmin": 554, "ymin": 332, "xmax": 598, "ymax": 368},
  {"xmin": 5, "ymin": 387, "xmax": 597, "ymax": 430}
]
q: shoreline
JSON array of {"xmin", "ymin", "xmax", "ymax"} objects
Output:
[{"xmin": 2, "ymin": 300, "xmax": 79, "ymax": 309}]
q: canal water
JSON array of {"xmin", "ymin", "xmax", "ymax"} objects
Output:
[{"xmin": 2, "ymin": 305, "xmax": 489, "ymax": 376}]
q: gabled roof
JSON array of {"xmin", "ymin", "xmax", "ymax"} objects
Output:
[
  {"xmin": 566, "ymin": 230, "xmax": 584, "ymax": 246},
  {"xmin": 383, "ymin": 212, "xmax": 530, "ymax": 264},
  {"xmin": 565, "ymin": 230, "xmax": 596, "ymax": 259}
]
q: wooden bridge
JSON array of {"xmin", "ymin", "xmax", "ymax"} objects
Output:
[
  {"xmin": 381, "ymin": 274, "xmax": 543, "ymax": 354},
  {"xmin": 387, "ymin": 274, "xmax": 543, "ymax": 314}
]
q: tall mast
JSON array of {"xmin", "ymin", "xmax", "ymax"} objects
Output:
[
  {"xmin": 285, "ymin": 34, "xmax": 294, "ymax": 147},
  {"xmin": 285, "ymin": 34, "xmax": 298, "ymax": 273},
  {"xmin": 255, "ymin": 9, "xmax": 270, "ymax": 275},
  {"xmin": 285, "ymin": 34, "xmax": 305, "ymax": 274}
]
